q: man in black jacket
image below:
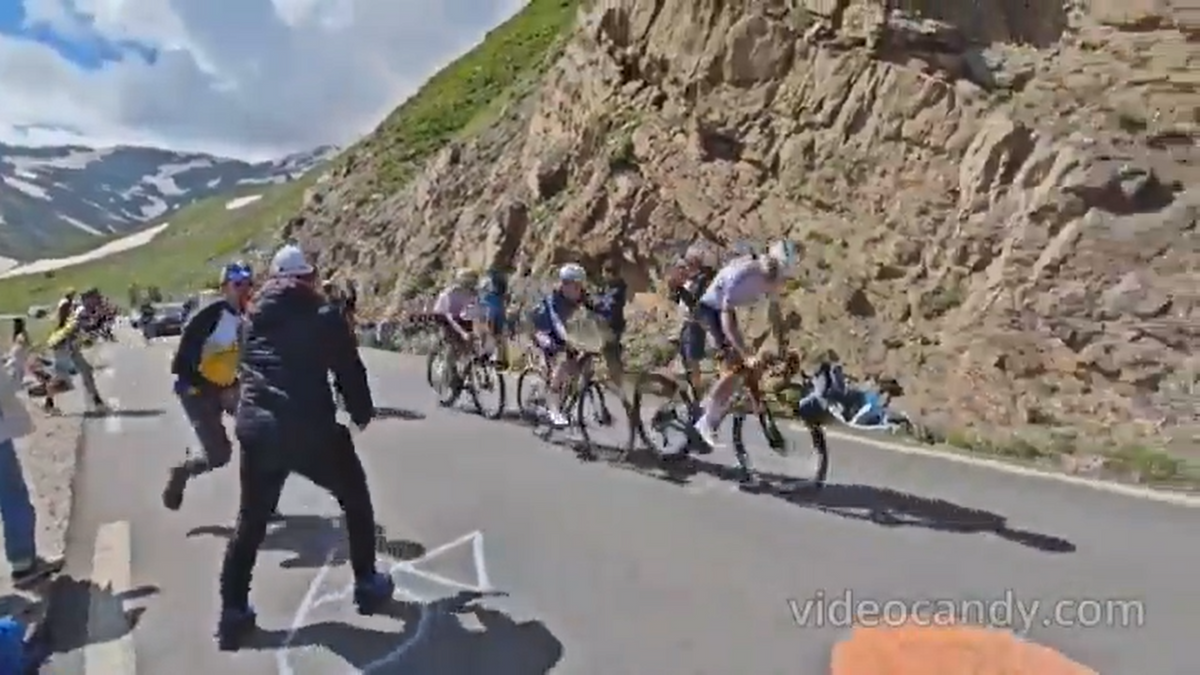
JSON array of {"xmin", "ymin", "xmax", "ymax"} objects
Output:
[{"xmin": 215, "ymin": 244, "xmax": 393, "ymax": 650}]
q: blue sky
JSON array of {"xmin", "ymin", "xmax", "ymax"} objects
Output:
[
  {"xmin": 0, "ymin": 0, "xmax": 155, "ymax": 70},
  {"xmin": 0, "ymin": 0, "xmax": 525, "ymax": 158}
]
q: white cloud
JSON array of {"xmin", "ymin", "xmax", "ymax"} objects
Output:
[{"xmin": 0, "ymin": 0, "xmax": 528, "ymax": 159}]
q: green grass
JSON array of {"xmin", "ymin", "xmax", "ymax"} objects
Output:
[
  {"xmin": 0, "ymin": 178, "xmax": 313, "ymax": 313},
  {"xmin": 349, "ymin": 0, "xmax": 579, "ymax": 193}
]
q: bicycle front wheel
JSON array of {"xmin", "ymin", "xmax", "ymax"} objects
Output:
[
  {"xmin": 515, "ymin": 366, "xmax": 549, "ymax": 421},
  {"xmin": 427, "ymin": 347, "xmax": 461, "ymax": 407},
  {"xmin": 469, "ymin": 356, "xmax": 506, "ymax": 419}
]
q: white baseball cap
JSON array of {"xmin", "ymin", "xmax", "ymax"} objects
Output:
[{"xmin": 271, "ymin": 244, "xmax": 314, "ymax": 277}]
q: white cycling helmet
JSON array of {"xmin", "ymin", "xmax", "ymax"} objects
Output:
[
  {"xmin": 454, "ymin": 268, "xmax": 478, "ymax": 285},
  {"xmin": 766, "ymin": 240, "xmax": 799, "ymax": 275},
  {"xmin": 558, "ymin": 263, "xmax": 587, "ymax": 283}
]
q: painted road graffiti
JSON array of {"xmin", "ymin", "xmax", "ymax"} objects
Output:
[{"xmin": 278, "ymin": 531, "xmax": 492, "ymax": 674}]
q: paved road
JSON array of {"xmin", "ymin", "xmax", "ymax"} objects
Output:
[{"xmin": 42, "ymin": 338, "xmax": 1199, "ymax": 674}]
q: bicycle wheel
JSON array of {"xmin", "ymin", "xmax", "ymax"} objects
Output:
[
  {"xmin": 427, "ymin": 347, "xmax": 461, "ymax": 407},
  {"xmin": 515, "ymin": 366, "xmax": 549, "ymax": 422},
  {"xmin": 468, "ymin": 355, "xmax": 506, "ymax": 419},
  {"xmin": 575, "ymin": 378, "xmax": 617, "ymax": 454},
  {"xmin": 631, "ymin": 372, "xmax": 696, "ymax": 456},
  {"xmin": 784, "ymin": 382, "xmax": 832, "ymax": 489}
]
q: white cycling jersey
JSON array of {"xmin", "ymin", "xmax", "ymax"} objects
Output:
[
  {"xmin": 433, "ymin": 286, "xmax": 477, "ymax": 320},
  {"xmin": 698, "ymin": 257, "xmax": 776, "ymax": 310}
]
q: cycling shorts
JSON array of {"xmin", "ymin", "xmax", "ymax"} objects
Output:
[
  {"xmin": 678, "ymin": 321, "xmax": 706, "ymax": 363},
  {"xmin": 695, "ymin": 303, "xmax": 732, "ymax": 356}
]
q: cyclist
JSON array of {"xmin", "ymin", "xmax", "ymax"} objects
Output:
[
  {"xmin": 528, "ymin": 263, "xmax": 599, "ymax": 427},
  {"xmin": 433, "ymin": 268, "xmax": 480, "ymax": 386},
  {"xmin": 478, "ymin": 265, "xmax": 509, "ymax": 365},
  {"xmin": 686, "ymin": 240, "xmax": 799, "ymax": 452},
  {"xmin": 667, "ymin": 243, "xmax": 718, "ymax": 400}
]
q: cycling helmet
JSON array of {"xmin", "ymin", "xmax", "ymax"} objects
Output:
[
  {"xmin": 454, "ymin": 268, "xmax": 478, "ymax": 286},
  {"xmin": 766, "ymin": 240, "xmax": 799, "ymax": 275},
  {"xmin": 558, "ymin": 263, "xmax": 587, "ymax": 283}
]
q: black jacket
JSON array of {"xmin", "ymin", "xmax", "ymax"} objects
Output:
[{"xmin": 235, "ymin": 278, "xmax": 373, "ymax": 450}]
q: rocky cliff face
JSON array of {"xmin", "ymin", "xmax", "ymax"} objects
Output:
[{"xmin": 291, "ymin": 0, "xmax": 1198, "ymax": 453}]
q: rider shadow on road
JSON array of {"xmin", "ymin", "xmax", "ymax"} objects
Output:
[
  {"xmin": 250, "ymin": 590, "xmax": 564, "ymax": 674},
  {"xmin": 41, "ymin": 575, "xmax": 160, "ymax": 655},
  {"xmin": 616, "ymin": 452, "xmax": 1076, "ymax": 554},
  {"xmin": 186, "ymin": 516, "xmax": 427, "ymax": 570}
]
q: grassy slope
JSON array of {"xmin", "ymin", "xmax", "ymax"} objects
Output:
[
  {"xmin": 0, "ymin": 179, "xmax": 310, "ymax": 312},
  {"xmin": 0, "ymin": 0, "xmax": 578, "ymax": 313}
]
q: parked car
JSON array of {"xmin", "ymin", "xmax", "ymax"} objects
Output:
[{"xmin": 143, "ymin": 302, "xmax": 187, "ymax": 338}]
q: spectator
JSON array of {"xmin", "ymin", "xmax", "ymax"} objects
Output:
[
  {"xmin": 0, "ymin": 348, "xmax": 63, "ymax": 585},
  {"xmin": 215, "ymin": 244, "xmax": 392, "ymax": 650}
]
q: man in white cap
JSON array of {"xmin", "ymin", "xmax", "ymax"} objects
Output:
[{"xmin": 215, "ymin": 243, "xmax": 392, "ymax": 650}]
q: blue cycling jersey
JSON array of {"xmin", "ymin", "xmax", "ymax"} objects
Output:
[{"xmin": 530, "ymin": 289, "xmax": 587, "ymax": 338}]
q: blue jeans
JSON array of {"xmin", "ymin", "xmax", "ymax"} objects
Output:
[{"xmin": 0, "ymin": 438, "xmax": 36, "ymax": 564}]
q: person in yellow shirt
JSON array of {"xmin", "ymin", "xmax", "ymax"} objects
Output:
[{"xmin": 161, "ymin": 263, "xmax": 268, "ymax": 513}]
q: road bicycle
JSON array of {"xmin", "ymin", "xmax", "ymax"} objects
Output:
[
  {"xmin": 727, "ymin": 351, "xmax": 831, "ymax": 490},
  {"xmin": 516, "ymin": 338, "xmax": 620, "ymax": 456},
  {"xmin": 426, "ymin": 336, "xmax": 507, "ymax": 419}
]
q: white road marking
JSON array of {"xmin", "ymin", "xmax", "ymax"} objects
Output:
[
  {"xmin": 789, "ymin": 423, "xmax": 1200, "ymax": 507},
  {"xmin": 280, "ymin": 531, "xmax": 491, "ymax": 675},
  {"xmin": 104, "ymin": 398, "xmax": 123, "ymax": 434},
  {"xmin": 84, "ymin": 520, "xmax": 135, "ymax": 674}
]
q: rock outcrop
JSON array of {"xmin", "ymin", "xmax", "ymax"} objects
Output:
[{"xmin": 290, "ymin": 0, "xmax": 1199, "ymax": 453}]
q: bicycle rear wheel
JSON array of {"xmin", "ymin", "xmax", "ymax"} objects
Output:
[
  {"xmin": 631, "ymin": 372, "xmax": 696, "ymax": 456},
  {"xmin": 468, "ymin": 355, "xmax": 506, "ymax": 419}
]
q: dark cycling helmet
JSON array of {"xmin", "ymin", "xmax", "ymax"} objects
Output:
[{"xmin": 81, "ymin": 287, "xmax": 101, "ymax": 299}]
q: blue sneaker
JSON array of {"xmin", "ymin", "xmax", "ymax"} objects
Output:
[
  {"xmin": 353, "ymin": 572, "xmax": 394, "ymax": 615},
  {"xmin": 215, "ymin": 606, "xmax": 257, "ymax": 651}
]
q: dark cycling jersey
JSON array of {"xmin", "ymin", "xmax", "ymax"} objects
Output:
[{"xmin": 670, "ymin": 264, "xmax": 716, "ymax": 311}]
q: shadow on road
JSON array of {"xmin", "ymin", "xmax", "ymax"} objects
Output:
[
  {"xmin": 186, "ymin": 516, "xmax": 427, "ymax": 569},
  {"xmin": 374, "ymin": 406, "xmax": 426, "ymax": 421},
  {"xmin": 590, "ymin": 449, "xmax": 1077, "ymax": 554},
  {"xmin": 250, "ymin": 591, "xmax": 563, "ymax": 674},
  {"xmin": 43, "ymin": 575, "xmax": 160, "ymax": 655},
  {"xmin": 77, "ymin": 407, "xmax": 167, "ymax": 419}
]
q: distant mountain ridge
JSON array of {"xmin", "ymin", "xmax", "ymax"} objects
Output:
[{"xmin": 0, "ymin": 142, "xmax": 337, "ymax": 261}]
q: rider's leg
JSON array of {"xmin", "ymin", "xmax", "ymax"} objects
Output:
[
  {"xmin": 692, "ymin": 307, "xmax": 740, "ymax": 448},
  {"xmin": 679, "ymin": 322, "xmax": 705, "ymax": 404}
]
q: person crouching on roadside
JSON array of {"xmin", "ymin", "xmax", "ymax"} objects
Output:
[
  {"xmin": 214, "ymin": 244, "xmax": 391, "ymax": 650},
  {"xmin": 161, "ymin": 263, "xmax": 260, "ymax": 511}
]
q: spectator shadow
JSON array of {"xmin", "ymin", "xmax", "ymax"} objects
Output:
[
  {"xmin": 249, "ymin": 590, "xmax": 563, "ymax": 674},
  {"xmin": 78, "ymin": 408, "xmax": 167, "ymax": 419},
  {"xmin": 41, "ymin": 576, "xmax": 159, "ymax": 655},
  {"xmin": 595, "ymin": 451, "xmax": 1076, "ymax": 554},
  {"xmin": 186, "ymin": 516, "xmax": 426, "ymax": 569},
  {"xmin": 374, "ymin": 407, "xmax": 425, "ymax": 421}
]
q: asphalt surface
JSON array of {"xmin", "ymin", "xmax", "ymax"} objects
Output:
[{"xmin": 42, "ymin": 337, "xmax": 1200, "ymax": 674}]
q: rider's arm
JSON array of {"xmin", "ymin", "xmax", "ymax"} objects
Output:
[
  {"xmin": 171, "ymin": 301, "xmax": 224, "ymax": 387},
  {"xmin": 434, "ymin": 290, "xmax": 471, "ymax": 342},
  {"xmin": 718, "ymin": 299, "xmax": 749, "ymax": 357},
  {"xmin": 547, "ymin": 297, "xmax": 572, "ymax": 346}
]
